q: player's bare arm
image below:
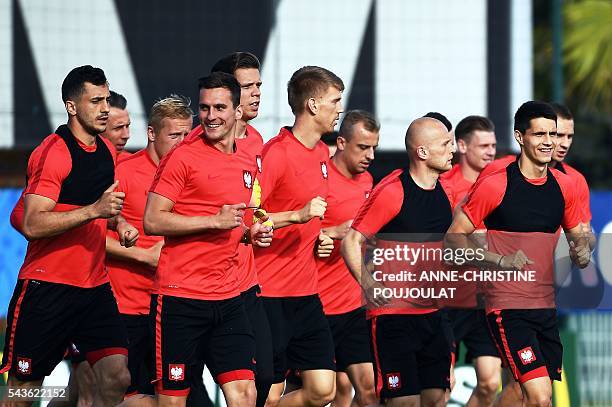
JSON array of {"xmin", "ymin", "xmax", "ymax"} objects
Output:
[
  {"xmin": 445, "ymin": 207, "xmax": 534, "ymax": 269},
  {"xmin": 106, "ymin": 237, "xmax": 163, "ymax": 269},
  {"xmin": 564, "ymin": 223, "xmax": 591, "ymax": 268},
  {"xmin": 268, "ymin": 196, "xmax": 327, "ymax": 229},
  {"xmin": 144, "ymin": 191, "xmax": 245, "ymax": 236},
  {"xmin": 341, "ymin": 228, "xmax": 388, "ymax": 307},
  {"xmin": 22, "ymin": 180, "xmax": 124, "ymax": 240}
]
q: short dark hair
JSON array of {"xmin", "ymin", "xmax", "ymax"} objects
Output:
[
  {"xmin": 514, "ymin": 101, "xmax": 557, "ymax": 134},
  {"xmin": 108, "ymin": 91, "xmax": 127, "ymax": 110},
  {"xmin": 211, "ymin": 52, "xmax": 261, "ymax": 75},
  {"xmin": 321, "ymin": 131, "xmax": 339, "ymax": 147},
  {"xmin": 287, "ymin": 66, "xmax": 344, "ymax": 114},
  {"xmin": 455, "ymin": 115, "xmax": 495, "ymax": 142},
  {"xmin": 550, "ymin": 102, "xmax": 573, "ymax": 121},
  {"xmin": 339, "ymin": 110, "xmax": 380, "ymax": 141},
  {"xmin": 198, "ymin": 72, "xmax": 241, "ymax": 108},
  {"xmin": 423, "ymin": 112, "xmax": 452, "ymax": 131},
  {"xmin": 61, "ymin": 65, "xmax": 107, "ymax": 102}
]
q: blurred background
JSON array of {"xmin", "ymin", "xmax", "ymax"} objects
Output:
[{"xmin": 0, "ymin": 0, "xmax": 610, "ymax": 405}]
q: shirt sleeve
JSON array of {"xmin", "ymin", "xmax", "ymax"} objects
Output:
[
  {"xmin": 461, "ymin": 172, "xmax": 506, "ymax": 229},
  {"xmin": 575, "ymin": 173, "xmax": 591, "ymax": 222},
  {"xmin": 554, "ymin": 172, "xmax": 581, "ymax": 231},
  {"xmin": 149, "ymin": 151, "xmax": 189, "ymax": 203},
  {"xmin": 352, "ymin": 178, "xmax": 403, "ymax": 238},
  {"xmin": 24, "ymin": 140, "xmax": 72, "ymax": 202},
  {"xmin": 259, "ymin": 144, "xmax": 287, "ymax": 207}
]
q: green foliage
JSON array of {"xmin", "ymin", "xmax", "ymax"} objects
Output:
[{"xmin": 564, "ymin": 0, "xmax": 612, "ymax": 113}]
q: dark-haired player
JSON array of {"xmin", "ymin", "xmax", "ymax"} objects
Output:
[
  {"xmin": 186, "ymin": 52, "xmax": 273, "ymax": 407},
  {"xmin": 1, "ymin": 65, "xmax": 138, "ymax": 406},
  {"xmin": 440, "ymin": 115, "xmax": 501, "ymax": 406},
  {"xmin": 144, "ymin": 72, "xmax": 272, "ymax": 407},
  {"xmin": 102, "ymin": 90, "xmax": 132, "ymax": 156},
  {"xmin": 446, "ymin": 101, "xmax": 590, "ymax": 406}
]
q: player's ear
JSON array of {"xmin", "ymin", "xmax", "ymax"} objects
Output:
[
  {"xmin": 457, "ymin": 139, "xmax": 468, "ymax": 154},
  {"xmin": 65, "ymin": 99, "xmax": 77, "ymax": 117},
  {"xmin": 416, "ymin": 145, "xmax": 428, "ymax": 160},
  {"xmin": 307, "ymin": 97, "xmax": 317, "ymax": 115},
  {"xmin": 514, "ymin": 130, "xmax": 524, "ymax": 146},
  {"xmin": 337, "ymin": 136, "xmax": 347, "ymax": 151},
  {"xmin": 147, "ymin": 126, "xmax": 156, "ymax": 143},
  {"xmin": 235, "ymin": 104, "xmax": 243, "ymax": 121}
]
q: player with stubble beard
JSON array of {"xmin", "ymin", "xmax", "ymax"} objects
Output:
[{"xmin": 1, "ymin": 65, "xmax": 138, "ymax": 407}]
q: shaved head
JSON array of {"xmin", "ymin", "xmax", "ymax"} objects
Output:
[
  {"xmin": 405, "ymin": 117, "xmax": 448, "ymax": 154},
  {"xmin": 405, "ymin": 117, "xmax": 454, "ymax": 172}
]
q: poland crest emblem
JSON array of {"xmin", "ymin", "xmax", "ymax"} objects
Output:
[
  {"xmin": 169, "ymin": 364, "xmax": 185, "ymax": 381},
  {"xmin": 243, "ymin": 170, "xmax": 253, "ymax": 189},
  {"xmin": 321, "ymin": 161, "xmax": 328, "ymax": 179}
]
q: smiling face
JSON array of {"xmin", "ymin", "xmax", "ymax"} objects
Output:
[
  {"xmin": 459, "ymin": 130, "xmax": 497, "ymax": 172},
  {"xmin": 234, "ymin": 68, "xmax": 262, "ymax": 122},
  {"xmin": 515, "ymin": 117, "xmax": 557, "ymax": 165},
  {"xmin": 198, "ymin": 87, "xmax": 242, "ymax": 143}
]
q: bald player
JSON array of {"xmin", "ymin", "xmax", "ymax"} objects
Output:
[{"xmin": 342, "ymin": 117, "xmax": 455, "ymax": 407}]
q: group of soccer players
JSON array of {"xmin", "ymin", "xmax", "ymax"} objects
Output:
[{"xmin": 0, "ymin": 50, "xmax": 592, "ymax": 407}]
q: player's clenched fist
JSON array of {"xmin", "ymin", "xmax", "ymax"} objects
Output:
[
  {"xmin": 316, "ymin": 233, "xmax": 334, "ymax": 258},
  {"xmin": 500, "ymin": 249, "xmax": 533, "ymax": 270},
  {"xmin": 298, "ymin": 196, "xmax": 327, "ymax": 223},
  {"xmin": 250, "ymin": 222, "xmax": 273, "ymax": 248},
  {"xmin": 569, "ymin": 240, "xmax": 591, "ymax": 269},
  {"xmin": 117, "ymin": 220, "xmax": 139, "ymax": 247},
  {"xmin": 92, "ymin": 180, "xmax": 125, "ymax": 218},
  {"xmin": 215, "ymin": 203, "xmax": 246, "ymax": 229}
]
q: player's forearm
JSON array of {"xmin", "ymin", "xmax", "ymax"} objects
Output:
[
  {"xmin": 143, "ymin": 210, "xmax": 220, "ymax": 236},
  {"xmin": 445, "ymin": 232, "xmax": 502, "ymax": 268},
  {"xmin": 22, "ymin": 205, "xmax": 97, "ymax": 240},
  {"xmin": 268, "ymin": 210, "xmax": 303, "ymax": 229},
  {"xmin": 341, "ymin": 232, "xmax": 365, "ymax": 284},
  {"xmin": 105, "ymin": 236, "xmax": 150, "ymax": 265}
]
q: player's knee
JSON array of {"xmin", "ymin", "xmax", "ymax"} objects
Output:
[
  {"xmin": 476, "ymin": 375, "xmax": 500, "ymax": 398},
  {"xmin": 227, "ymin": 382, "xmax": 257, "ymax": 407},
  {"xmin": 264, "ymin": 387, "xmax": 282, "ymax": 407},
  {"xmin": 305, "ymin": 381, "xmax": 336, "ymax": 406},
  {"xmin": 98, "ymin": 362, "xmax": 131, "ymax": 393},
  {"xmin": 354, "ymin": 375, "xmax": 377, "ymax": 405},
  {"xmin": 525, "ymin": 396, "xmax": 552, "ymax": 407}
]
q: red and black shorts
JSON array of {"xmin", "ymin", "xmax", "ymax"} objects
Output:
[
  {"xmin": 449, "ymin": 308, "xmax": 500, "ymax": 364},
  {"xmin": 369, "ymin": 311, "xmax": 451, "ymax": 399},
  {"xmin": 122, "ymin": 314, "xmax": 155, "ymax": 396},
  {"xmin": 262, "ymin": 295, "xmax": 336, "ymax": 383},
  {"xmin": 327, "ymin": 306, "xmax": 372, "ymax": 372},
  {"xmin": 0, "ymin": 279, "xmax": 128, "ymax": 381},
  {"xmin": 151, "ymin": 294, "xmax": 255, "ymax": 397},
  {"xmin": 486, "ymin": 308, "xmax": 562, "ymax": 383}
]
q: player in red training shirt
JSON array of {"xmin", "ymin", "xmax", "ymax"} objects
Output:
[
  {"xmin": 106, "ymin": 95, "xmax": 193, "ymax": 399},
  {"xmin": 342, "ymin": 117, "xmax": 455, "ymax": 406},
  {"xmin": 316, "ymin": 110, "xmax": 380, "ymax": 407},
  {"xmin": 0, "ymin": 65, "xmax": 138, "ymax": 406},
  {"xmin": 143, "ymin": 72, "xmax": 272, "ymax": 407},
  {"xmin": 184, "ymin": 52, "xmax": 273, "ymax": 407},
  {"xmin": 440, "ymin": 115, "xmax": 501, "ymax": 407},
  {"xmin": 254, "ymin": 66, "xmax": 344, "ymax": 407},
  {"xmin": 102, "ymin": 90, "xmax": 132, "ymax": 156},
  {"xmin": 446, "ymin": 101, "xmax": 591, "ymax": 407}
]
